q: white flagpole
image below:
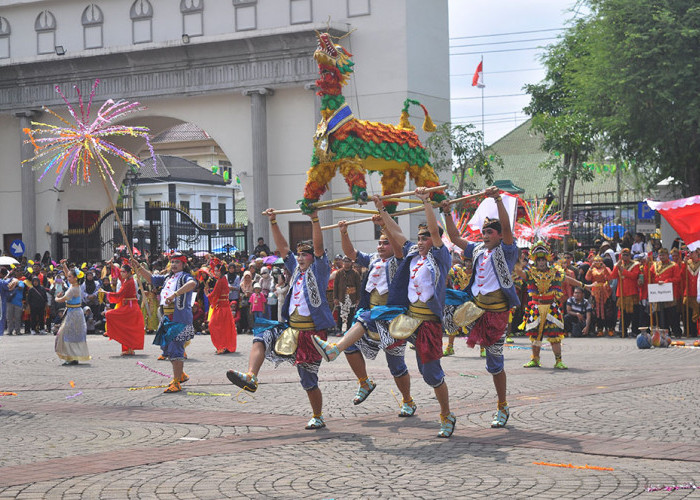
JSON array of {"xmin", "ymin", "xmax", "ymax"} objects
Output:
[{"xmin": 480, "ymin": 55, "xmax": 485, "ymax": 152}]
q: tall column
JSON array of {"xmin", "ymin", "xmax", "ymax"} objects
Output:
[
  {"xmin": 243, "ymin": 88, "xmax": 274, "ymax": 247},
  {"xmin": 16, "ymin": 110, "xmax": 41, "ymax": 257}
]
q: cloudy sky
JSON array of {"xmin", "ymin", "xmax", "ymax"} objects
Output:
[{"xmin": 447, "ymin": 0, "xmax": 586, "ymax": 144}]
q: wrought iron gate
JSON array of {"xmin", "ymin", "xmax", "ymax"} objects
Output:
[{"xmin": 60, "ymin": 202, "xmax": 247, "ymax": 262}]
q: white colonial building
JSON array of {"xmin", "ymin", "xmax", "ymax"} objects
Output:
[{"xmin": 0, "ymin": 0, "xmax": 450, "ymax": 258}]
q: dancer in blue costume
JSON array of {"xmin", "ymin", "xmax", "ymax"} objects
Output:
[
  {"xmin": 312, "ymin": 213, "xmax": 417, "ymax": 416},
  {"xmin": 54, "ymin": 260, "xmax": 90, "ymax": 366},
  {"xmin": 133, "ymin": 253, "xmax": 197, "ymax": 393},
  {"xmin": 226, "ymin": 208, "xmax": 336, "ymax": 430}
]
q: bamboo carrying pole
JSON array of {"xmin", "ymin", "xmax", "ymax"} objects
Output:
[
  {"xmin": 98, "ymin": 173, "xmax": 145, "ymax": 302},
  {"xmin": 264, "ymin": 184, "xmax": 449, "ymax": 215},
  {"xmin": 320, "ymin": 190, "xmax": 485, "ymax": 231},
  {"xmin": 321, "ymin": 204, "xmax": 429, "ymax": 231}
]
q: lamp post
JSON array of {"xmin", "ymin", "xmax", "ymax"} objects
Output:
[{"xmin": 123, "ymin": 169, "xmax": 139, "ymax": 248}]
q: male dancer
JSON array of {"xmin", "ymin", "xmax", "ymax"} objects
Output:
[
  {"xmin": 312, "ymin": 215, "xmax": 416, "ymax": 416},
  {"xmin": 372, "ymin": 188, "xmax": 454, "ymax": 437},
  {"xmin": 442, "ymin": 187, "xmax": 518, "ymax": 428},
  {"xmin": 226, "ymin": 209, "xmax": 335, "ymax": 430},
  {"xmin": 133, "ymin": 253, "xmax": 197, "ymax": 393}
]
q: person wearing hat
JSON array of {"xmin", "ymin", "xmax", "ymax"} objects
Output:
[
  {"xmin": 133, "ymin": 253, "xmax": 197, "ymax": 393},
  {"xmin": 442, "ymin": 186, "xmax": 519, "ymax": 429},
  {"xmin": 650, "ymin": 248, "xmax": 682, "ymax": 336},
  {"xmin": 206, "ymin": 260, "xmax": 237, "ymax": 354},
  {"xmin": 226, "ymin": 208, "xmax": 335, "ymax": 430},
  {"xmin": 333, "ymin": 255, "xmax": 361, "ymax": 332},
  {"xmin": 103, "ymin": 264, "xmax": 145, "ymax": 356},
  {"xmin": 312, "ymin": 214, "xmax": 417, "ymax": 417},
  {"xmin": 612, "ymin": 248, "xmax": 642, "ymax": 337},
  {"xmin": 586, "ymin": 256, "xmax": 614, "ymax": 336},
  {"xmin": 516, "ymin": 241, "xmax": 582, "ymax": 368},
  {"xmin": 54, "ymin": 260, "xmax": 90, "ymax": 366},
  {"xmin": 599, "ymin": 241, "xmax": 616, "ymax": 267},
  {"xmin": 367, "ymin": 187, "xmax": 454, "ymax": 438}
]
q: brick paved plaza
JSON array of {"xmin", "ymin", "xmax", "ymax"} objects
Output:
[{"xmin": 1, "ymin": 333, "xmax": 699, "ymax": 499}]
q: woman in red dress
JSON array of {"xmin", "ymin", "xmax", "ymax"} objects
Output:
[
  {"xmin": 207, "ymin": 263, "xmax": 237, "ymax": 354},
  {"xmin": 585, "ymin": 256, "xmax": 613, "ymax": 336},
  {"xmin": 104, "ymin": 265, "xmax": 145, "ymax": 355}
]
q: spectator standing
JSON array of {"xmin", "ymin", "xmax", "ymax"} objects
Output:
[{"xmin": 333, "ymin": 256, "xmax": 361, "ymax": 332}]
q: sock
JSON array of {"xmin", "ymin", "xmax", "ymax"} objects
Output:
[{"xmin": 498, "ymin": 400, "xmax": 508, "ymax": 410}]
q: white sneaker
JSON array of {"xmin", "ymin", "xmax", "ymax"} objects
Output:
[{"xmin": 30, "ymin": 330, "xmax": 37, "ymax": 335}]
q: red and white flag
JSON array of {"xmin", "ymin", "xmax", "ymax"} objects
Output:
[
  {"xmin": 472, "ymin": 60, "xmax": 485, "ymax": 88},
  {"xmin": 645, "ymin": 195, "xmax": 700, "ymax": 251}
]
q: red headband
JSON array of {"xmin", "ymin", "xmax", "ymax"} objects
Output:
[{"xmin": 170, "ymin": 255, "xmax": 187, "ymax": 263}]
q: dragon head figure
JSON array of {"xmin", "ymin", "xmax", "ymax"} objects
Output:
[{"xmin": 314, "ymin": 31, "xmax": 354, "ymax": 96}]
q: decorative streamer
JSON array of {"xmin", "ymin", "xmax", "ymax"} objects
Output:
[
  {"xmin": 390, "ymin": 389, "xmax": 402, "ymax": 408},
  {"xmin": 69, "ymin": 381, "xmax": 75, "ymax": 388},
  {"xmin": 533, "ymin": 461, "xmax": 613, "ymax": 471},
  {"xmin": 0, "ymin": 392, "xmax": 18, "ymax": 396},
  {"xmin": 507, "ymin": 345, "xmax": 550, "ymax": 351},
  {"xmin": 65, "ymin": 391, "xmax": 83, "ymax": 399},
  {"xmin": 459, "ymin": 374, "xmax": 478, "ymax": 378},
  {"xmin": 235, "ymin": 387, "xmax": 254, "ymax": 404},
  {"xmin": 186, "ymin": 392, "xmax": 231, "ymax": 397},
  {"xmin": 645, "ymin": 483, "xmax": 697, "ymax": 492},
  {"xmin": 136, "ymin": 361, "xmax": 171, "ymax": 378},
  {"xmin": 127, "ymin": 385, "xmax": 169, "ymax": 391}
]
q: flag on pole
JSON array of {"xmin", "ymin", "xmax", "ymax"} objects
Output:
[
  {"xmin": 472, "ymin": 60, "xmax": 485, "ymax": 88},
  {"xmin": 645, "ymin": 195, "xmax": 700, "ymax": 251}
]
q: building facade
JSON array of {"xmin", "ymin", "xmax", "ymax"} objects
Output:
[{"xmin": 0, "ymin": 0, "xmax": 450, "ymax": 259}]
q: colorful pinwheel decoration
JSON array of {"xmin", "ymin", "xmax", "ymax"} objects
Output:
[{"xmin": 22, "ymin": 79, "xmax": 155, "ymax": 190}]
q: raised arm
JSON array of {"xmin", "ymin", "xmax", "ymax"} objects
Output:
[
  {"xmin": 440, "ymin": 200, "xmax": 469, "ymax": 251},
  {"xmin": 131, "ymin": 257, "xmax": 153, "ymax": 283},
  {"xmin": 264, "ymin": 208, "xmax": 290, "ymax": 257},
  {"xmin": 372, "ymin": 195, "xmax": 407, "ymax": 247},
  {"xmin": 338, "ymin": 220, "xmax": 357, "ymax": 261},
  {"xmin": 416, "ymin": 187, "xmax": 442, "ymax": 248},
  {"xmin": 372, "ymin": 214, "xmax": 403, "ymax": 258},
  {"xmin": 484, "ymin": 186, "xmax": 513, "ymax": 245},
  {"xmin": 309, "ymin": 211, "xmax": 324, "ymax": 258}
]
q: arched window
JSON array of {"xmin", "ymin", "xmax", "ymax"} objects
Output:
[
  {"xmin": 181, "ymin": 0, "xmax": 203, "ymax": 38},
  {"xmin": 82, "ymin": 4, "xmax": 104, "ymax": 49},
  {"xmin": 130, "ymin": 0, "xmax": 153, "ymax": 44},
  {"xmin": 35, "ymin": 10, "xmax": 56, "ymax": 55},
  {"xmin": 0, "ymin": 17, "xmax": 10, "ymax": 59}
]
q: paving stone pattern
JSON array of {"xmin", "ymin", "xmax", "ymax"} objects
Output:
[{"xmin": 1, "ymin": 333, "xmax": 699, "ymax": 498}]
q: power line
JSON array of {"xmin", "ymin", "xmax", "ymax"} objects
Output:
[
  {"xmin": 450, "ymin": 28, "xmax": 565, "ymax": 40},
  {"xmin": 451, "ymin": 68, "xmax": 540, "ymax": 76},
  {"xmin": 451, "ymin": 46, "xmax": 545, "ymax": 56},
  {"xmin": 452, "ymin": 93, "xmax": 527, "ymax": 101},
  {"xmin": 452, "ymin": 110, "xmax": 529, "ymax": 119},
  {"xmin": 450, "ymin": 37, "xmax": 557, "ymax": 49}
]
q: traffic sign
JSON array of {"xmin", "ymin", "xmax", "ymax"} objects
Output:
[
  {"xmin": 638, "ymin": 202, "xmax": 656, "ymax": 221},
  {"xmin": 9, "ymin": 239, "xmax": 25, "ymax": 258}
]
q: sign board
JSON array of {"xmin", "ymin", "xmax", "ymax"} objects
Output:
[
  {"xmin": 636, "ymin": 221, "xmax": 656, "ymax": 233},
  {"xmin": 9, "ymin": 239, "xmax": 25, "ymax": 258},
  {"xmin": 647, "ymin": 283, "xmax": 674, "ymax": 303},
  {"xmin": 638, "ymin": 202, "xmax": 656, "ymax": 221}
]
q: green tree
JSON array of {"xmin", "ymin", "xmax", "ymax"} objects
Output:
[
  {"xmin": 567, "ymin": 0, "xmax": 700, "ymax": 195},
  {"xmin": 425, "ymin": 122, "xmax": 503, "ymax": 195},
  {"xmin": 524, "ymin": 19, "xmax": 597, "ymax": 232}
]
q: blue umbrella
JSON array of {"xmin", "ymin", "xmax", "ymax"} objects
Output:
[
  {"xmin": 602, "ymin": 224, "xmax": 626, "ymax": 239},
  {"xmin": 212, "ymin": 245, "xmax": 238, "ymax": 253}
]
